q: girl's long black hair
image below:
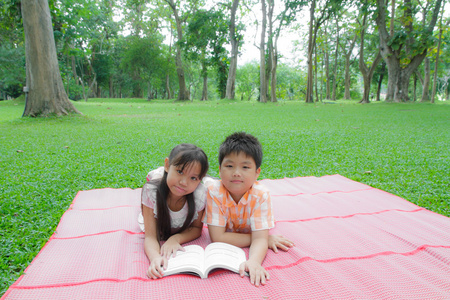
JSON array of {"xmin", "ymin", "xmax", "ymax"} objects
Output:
[{"xmin": 152, "ymin": 144, "xmax": 208, "ymax": 241}]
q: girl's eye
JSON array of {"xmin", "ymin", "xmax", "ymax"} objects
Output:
[
  {"xmin": 177, "ymin": 170, "xmax": 183, "ymax": 175},
  {"xmin": 191, "ymin": 177, "xmax": 198, "ymax": 181}
]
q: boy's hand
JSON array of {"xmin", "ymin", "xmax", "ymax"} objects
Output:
[
  {"xmin": 160, "ymin": 237, "xmax": 184, "ymax": 258},
  {"xmin": 239, "ymin": 260, "xmax": 270, "ymax": 287},
  {"xmin": 268, "ymin": 235, "xmax": 295, "ymax": 253},
  {"xmin": 147, "ymin": 256, "xmax": 167, "ymax": 279}
]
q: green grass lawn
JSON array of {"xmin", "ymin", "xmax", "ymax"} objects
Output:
[{"xmin": 1, "ymin": 98, "xmax": 449, "ymax": 294}]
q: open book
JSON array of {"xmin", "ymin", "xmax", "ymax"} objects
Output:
[{"xmin": 163, "ymin": 242, "xmax": 247, "ymax": 279}]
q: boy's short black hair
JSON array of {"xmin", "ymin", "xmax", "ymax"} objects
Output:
[{"xmin": 219, "ymin": 132, "xmax": 263, "ymax": 169}]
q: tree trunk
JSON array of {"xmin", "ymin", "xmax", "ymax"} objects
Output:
[
  {"xmin": 359, "ymin": 12, "xmax": 382, "ymax": 104},
  {"xmin": 431, "ymin": 18, "xmax": 448, "ymax": 103},
  {"xmin": 71, "ymin": 55, "xmax": 78, "ymax": 86},
  {"xmin": 314, "ymin": 44, "xmax": 319, "ymax": 102},
  {"xmin": 259, "ymin": 0, "xmax": 268, "ymax": 103},
  {"xmin": 21, "ymin": 0, "xmax": 80, "ymax": 117},
  {"xmin": 201, "ymin": 62, "xmax": 208, "ymax": 101},
  {"xmin": 324, "ymin": 26, "xmax": 331, "ymax": 100},
  {"xmin": 225, "ymin": 0, "xmax": 240, "ymax": 100},
  {"xmin": 165, "ymin": 23, "xmax": 173, "ymax": 99},
  {"xmin": 109, "ymin": 77, "xmax": 114, "ymax": 98},
  {"xmin": 340, "ymin": 33, "xmax": 357, "ymax": 100},
  {"xmin": 376, "ymin": 62, "xmax": 386, "ymax": 101},
  {"xmin": 305, "ymin": 0, "xmax": 315, "ymax": 103},
  {"xmin": 270, "ymin": 46, "xmax": 277, "ymax": 102},
  {"xmin": 267, "ymin": 0, "xmax": 276, "ymax": 102},
  {"xmin": 165, "ymin": 0, "xmax": 189, "ymax": 100},
  {"xmin": 420, "ymin": 58, "xmax": 430, "ymax": 102},
  {"xmin": 332, "ymin": 17, "xmax": 339, "ymax": 101}
]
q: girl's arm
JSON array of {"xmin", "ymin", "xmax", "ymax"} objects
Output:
[
  {"xmin": 160, "ymin": 210, "xmax": 204, "ymax": 258},
  {"xmin": 142, "ymin": 205, "xmax": 167, "ymax": 279}
]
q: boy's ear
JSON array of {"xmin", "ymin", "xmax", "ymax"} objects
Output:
[
  {"xmin": 164, "ymin": 158, "xmax": 170, "ymax": 172},
  {"xmin": 256, "ymin": 167, "xmax": 261, "ymax": 178}
]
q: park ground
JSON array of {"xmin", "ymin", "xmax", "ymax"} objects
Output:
[{"xmin": 0, "ymin": 98, "xmax": 449, "ymax": 295}]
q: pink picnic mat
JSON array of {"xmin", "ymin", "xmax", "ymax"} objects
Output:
[{"xmin": 3, "ymin": 175, "xmax": 450, "ymax": 299}]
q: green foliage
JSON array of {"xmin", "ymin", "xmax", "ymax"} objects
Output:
[
  {"xmin": 1, "ymin": 100, "xmax": 450, "ymax": 295},
  {"xmin": 274, "ymin": 63, "xmax": 307, "ymax": 100},
  {"xmin": 236, "ymin": 61, "xmax": 259, "ymax": 100},
  {"xmin": 0, "ymin": 44, "xmax": 25, "ymax": 99},
  {"xmin": 182, "ymin": 8, "xmax": 231, "ymax": 98},
  {"xmin": 119, "ymin": 34, "xmax": 167, "ymax": 98}
]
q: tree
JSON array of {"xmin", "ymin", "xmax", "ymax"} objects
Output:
[
  {"xmin": 183, "ymin": 9, "xmax": 229, "ymax": 100},
  {"xmin": 21, "ymin": 0, "xmax": 80, "ymax": 116},
  {"xmin": 430, "ymin": 10, "xmax": 449, "ymax": 103},
  {"xmin": 259, "ymin": 0, "xmax": 268, "ymax": 103},
  {"xmin": 0, "ymin": 0, "xmax": 25, "ymax": 99},
  {"xmin": 225, "ymin": 0, "xmax": 241, "ymax": 99},
  {"xmin": 265, "ymin": 0, "xmax": 306, "ymax": 102},
  {"xmin": 358, "ymin": 2, "xmax": 382, "ymax": 103},
  {"xmin": 339, "ymin": 29, "xmax": 357, "ymax": 100},
  {"xmin": 120, "ymin": 35, "xmax": 165, "ymax": 99},
  {"xmin": 375, "ymin": 0, "xmax": 443, "ymax": 102},
  {"xmin": 164, "ymin": 0, "xmax": 190, "ymax": 100},
  {"xmin": 305, "ymin": 0, "xmax": 345, "ymax": 103}
]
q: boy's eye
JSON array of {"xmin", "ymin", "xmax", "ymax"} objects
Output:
[
  {"xmin": 243, "ymin": 166, "xmax": 250, "ymax": 169},
  {"xmin": 225, "ymin": 164, "xmax": 233, "ymax": 168},
  {"xmin": 177, "ymin": 170, "xmax": 183, "ymax": 175}
]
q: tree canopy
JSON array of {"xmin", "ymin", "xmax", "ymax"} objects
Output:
[{"xmin": 1, "ymin": 0, "xmax": 449, "ymax": 108}]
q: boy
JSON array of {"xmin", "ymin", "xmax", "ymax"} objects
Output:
[{"xmin": 203, "ymin": 132, "xmax": 293, "ymax": 286}]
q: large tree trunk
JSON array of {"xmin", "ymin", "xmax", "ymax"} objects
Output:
[
  {"xmin": 225, "ymin": 0, "xmax": 239, "ymax": 99},
  {"xmin": 259, "ymin": 0, "xmax": 268, "ymax": 103},
  {"xmin": 21, "ymin": 0, "xmax": 80, "ymax": 117},
  {"xmin": 165, "ymin": 0, "xmax": 189, "ymax": 100}
]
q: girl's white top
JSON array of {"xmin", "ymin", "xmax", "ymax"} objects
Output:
[{"xmin": 138, "ymin": 167, "xmax": 207, "ymax": 232}]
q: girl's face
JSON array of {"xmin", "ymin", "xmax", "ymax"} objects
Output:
[{"xmin": 164, "ymin": 158, "xmax": 202, "ymax": 201}]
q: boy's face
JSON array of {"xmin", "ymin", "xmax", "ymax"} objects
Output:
[{"xmin": 219, "ymin": 151, "xmax": 261, "ymax": 202}]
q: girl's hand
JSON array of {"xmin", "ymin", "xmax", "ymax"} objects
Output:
[
  {"xmin": 268, "ymin": 235, "xmax": 295, "ymax": 253},
  {"xmin": 160, "ymin": 237, "xmax": 184, "ymax": 258},
  {"xmin": 147, "ymin": 256, "xmax": 167, "ymax": 279}
]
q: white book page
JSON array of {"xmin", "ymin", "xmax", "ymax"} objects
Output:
[
  {"xmin": 164, "ymin": 245, "xmax": 205, "ymax": 277},
  {"xmin": 204, "ymin": 242, "xmax": 247, "ymax": 276}
]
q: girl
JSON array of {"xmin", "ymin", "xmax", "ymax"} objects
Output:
[{"xmin": 139, "ymin": 143, "xmax": 209, "ymax": 279}]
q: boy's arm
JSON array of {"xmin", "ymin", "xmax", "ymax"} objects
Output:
[
  {"xmin": 239, "ymin": 229, "xmax": 270, "ymax": 287},
  {"xmin": 208, "ymin": 225, "xmax": 252, "ymax": 247}
]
